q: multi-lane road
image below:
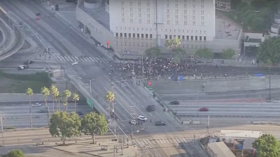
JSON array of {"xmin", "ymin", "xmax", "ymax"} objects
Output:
[
  {"xmin": 0, "ymin": 1, "xmax": 196, "ymax": 156},
  {"xmin": 0, "ymin": 103, "xmax": 89, "ymax": 128}
]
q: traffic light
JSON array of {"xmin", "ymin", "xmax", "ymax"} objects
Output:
[{"xmin": 147, "ymin": 81, "xmax": 151, "ymax": 86}]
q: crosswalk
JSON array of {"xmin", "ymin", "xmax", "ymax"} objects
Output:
[
  {"xmin": 36, "ymin": 53, "xmax": 110, "ymax": 64},
  {"xmin": 134, "ymin": 136, "xmax": 194, "ymax": 148}
]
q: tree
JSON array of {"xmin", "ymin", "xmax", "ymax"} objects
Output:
[
  {"xmin": 72, "ymin": 93, "xmax": 80, "ymax": 112},
  {"xmin": 49, "ymin": 111, "xmax": 81, "ymax": 145},
  {"xmin": 41, "ymin": 86, "xmax": 50, "ymax": 125},
  {"xmin": 26, "ymin": 88, "xmax": 33, "ymax": 128},
  {"xmin": 105, "ymin": 91, "xmax": 115, "ymax": 115},
  {"xmin": 49, "ymin": 85, "xmax": 59, "ymax": 112},
  {"xmin": 257, "ymin": 36, "xmax": 280, "ymax": 65},
  {"xmin": 5, "ymin": 149, "xmax": 24, "ymax": 157},
  {"xmin": 195, "ymin": 48, "xmax": 214, "ymax": 59},
  {"xmin": 221, "ymin": 49, "xmax": 235, "ymax": 59},
  {"xmin": 252, "ymin": 134, "xmax": 280, "ymax": 157},
  {"xmin": 80, "ymin": 112, "xmax": 108, "ymax": 144},
  {"xmin": 63, "ymin": 89, "xmax": 71, "ymax": 112},
  {"xmin": 165, "ymin": 37, "xmax": 181, "ymax": 48},
  {"xmin": 145, "ymin": 47, "xmax": 161, "ymax": 58}
]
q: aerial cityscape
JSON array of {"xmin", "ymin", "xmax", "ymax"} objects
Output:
[{"xmin": 0, "ymin": 0, "xmax": 280, "ymax": 157}]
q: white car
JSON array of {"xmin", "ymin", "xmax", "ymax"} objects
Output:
[
  {"xmin": 72, "ymin": 61, "xmax": 79, "ymax": 65},
  {"xmin": 32, "ymin": 103, "xmax": 42, "ymax": 107},
  {"xmin": 137, "ymin": 115, "xmax": 148, "ymax": 121}
]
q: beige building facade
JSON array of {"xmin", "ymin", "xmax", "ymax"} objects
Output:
[{"xmin": 76, "ymin": 0, "xmax": 242, "ymax": 56}]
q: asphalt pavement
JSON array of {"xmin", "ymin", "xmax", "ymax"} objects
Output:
[{"xmin": 0, "ymin": 103, "xmax": 89, "ymax": 128}]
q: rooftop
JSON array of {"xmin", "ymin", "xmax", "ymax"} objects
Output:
[
  {"xmin": 79, "ymin": 1, "xmax": 110, "ymax": 30},
  {"xmin": 220, "ymin": 130, "xmax": 263, "ymax": 138},
  {"xmin": 208, "ymin": 142, "xmax": 236, "ymax": 157},
  {"xmin": 215, "ymin": 15, "xmax": 241, "ymax": 40}
]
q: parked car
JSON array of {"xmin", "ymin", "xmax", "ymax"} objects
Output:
[
  {"xmin": 137, "ymin": 115, "xmax": 148, "ymax": 121},
  {"xmin": 155, "ymin": 121, "xmax": 166, "ymax": 126},
  {"xmin": 169, "ymin": 101, "xmax": 180, "ymax": 105},
  {"xmin": 199, "ymin": 107, "xmax": 209, "ymax": 112},
  {"xmin": 32, "ymin": 103, "xmax": 42, "ymax": 107},
  {"xmin": 146, "ymin": 105, "xmax": 155, "ymax": 112}
]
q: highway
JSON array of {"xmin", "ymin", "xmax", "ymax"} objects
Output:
[{"xmin": 0, "ymin": 103, "xmax": 90, "ymax": 128}]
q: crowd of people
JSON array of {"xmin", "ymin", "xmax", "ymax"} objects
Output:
[{"xmin": 113, "ymin": 57, "xmax": 211, "ymax": 80}]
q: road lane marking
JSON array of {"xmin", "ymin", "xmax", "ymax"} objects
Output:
[{"xmin": 112, "ymin": 82, "xmax": 146, "ymax": 116}]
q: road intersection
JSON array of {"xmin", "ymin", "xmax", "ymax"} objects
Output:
[{"xmin": 2, "ymin": 0, "xmax": 280, "ymax": 156}]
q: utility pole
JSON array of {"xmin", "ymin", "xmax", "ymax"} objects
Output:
[
  {"xmin": 0, "ymin": 117, "xmax": 4, "ymax": 146},
  {"xmin": 207, "ymin": 115, "xmax": 210, "ymax": 136},
  {"xmin": 30, "ymin": 106, "xmax": 32, "ymax": 128},
  {"xmin": 89, "ymin": 79, "xmax": 94, "ymax": 93},
  {"xmin": 268, "ymin": 66, "xmax": 271, "ymax": 101}
]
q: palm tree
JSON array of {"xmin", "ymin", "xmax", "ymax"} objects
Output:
[
  {"xmin": 49, "ymin": 85, "xmax": 59, "ymax": 112},
  {"xmin": 105, "ymin": 91, "xmax": 115, "ymax": 116},
  {"xmin": 72, "ymin": 93, "xmax": 80, "ymax": 112},
  {"xmin": 41, "ymin": 86, "xmax": 50, "ymax": 125},
  {"xmin": 26, "ymin": 88, "xmax": 33, "ymax": 128},
  {"xmin": 63, "ymin": 89, "xmax": 71, "ymax": 112}
]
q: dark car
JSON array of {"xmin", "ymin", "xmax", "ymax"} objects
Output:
[
  {"xmin": 24, "ymin": 60, "xmax": 34, "ymax": 65},
  {"xmin": 199, "ymin": 107, "xmax": 209, "ymax": 112},
  {"xmin": 169, "ymin": 101, "xmax": 179, "ymax": 105},
  {"xmin": 155, "ymin": 121, "xmax": 166, "ymax": 126},
  {"xmin": 146, "ymin": 105, "xmax": 155, "ymax": 112},
  {"xmin": 76, "ymin": 111, "xmax": 83, "ymax": 116},
  {"xmin": 37, "ymin": 110, "xmax": 47, "ymax": 113}
]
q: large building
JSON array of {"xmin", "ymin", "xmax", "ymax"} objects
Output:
[{"xmin": 76, "ymin": 0, "xmax": 242, "ymax": 57}]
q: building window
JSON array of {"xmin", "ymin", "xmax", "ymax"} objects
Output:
[
  {"xmin": 187, "ymin": 36, "xmax": 189, "ymax": 40},
  {"xmin": 120, "ymin": 33, "xmax": 123, "ymax": 37},
  {"xmin": 178, "ymin": 35, "xmax": 180, "ymax": 39},
  {"xmin": 195, "ymin": 36, "xmax": 197, "ymax": 40},
  {"xmin": 137, "ymin": 34, "xmax": 140, "ymax": 38},
  {"xmin": 182, "ymin": 36, "xmax": 185, "ymax": 40},
  {"xmin": 139, "ymin": 13, "xmax": 141, "ymax": 17},
  {"xmin": 150, "ymin": 34, "xmax": 152, "ymax": 38},
  {"xmin": 165, "ymin": 35, "xmax": 168, "ymax": 39},
  {"xmin": 191, "ymin": 36, "xmax": 193, "ymax": 40},
  {"xmin": 169, "ymin": 35, "xmax": 172, "ymax": 39},
  {"xmin": 116, "ymin": 33, "xmax": 118, "ymax": 37},
  {"xmin": 204, "ymin": 36, "xmax": 206, "ymax": 40},
  {"xmin": 199, "ymin": 36, "xmax": 202, "ymax": 41},
  {"xmin": 141, "ymin": 34, "xmax": 144, "ymax": 38},
  {"xmin": 124, "ymin": 33, "xmax": 127, "ymax": 38},
  {"xmin": 133, "ymin": 33, "xmax": 135, "ymax": 38},
  {"xmin": 129, "ymin": 33, "xmax": 131, "ymax": 38},
  {"xmin": 175, "ymin": 9, "xmax": 178, "ymax": 14},
  {"xmin": 175, "ymin": 21, "xmax": 179, "ymax": 25},
  {"xmin": 146, "ymin": 34, "xmax": 148, "ymax": 38}
]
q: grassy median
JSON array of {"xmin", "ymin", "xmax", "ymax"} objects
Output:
[{"xmin": 0, "ymin": 71, "xmax": 52, "ymax": 93}]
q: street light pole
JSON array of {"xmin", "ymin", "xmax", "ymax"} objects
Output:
[
  {"xmin": 0, "ymin": 117, "xmax": 4, "ymax": 146},
  {"xmin": 268, "ymin": 66, "xmax": 271, "ymax": 101},
  {"xmin": 89, "ymin": 79, "xmax": 94, "ymax": 93}
]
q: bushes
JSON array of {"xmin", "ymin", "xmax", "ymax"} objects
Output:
[{"xmin": 3, "ymin": 150, "xmax": 24, "ymax": 157}]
